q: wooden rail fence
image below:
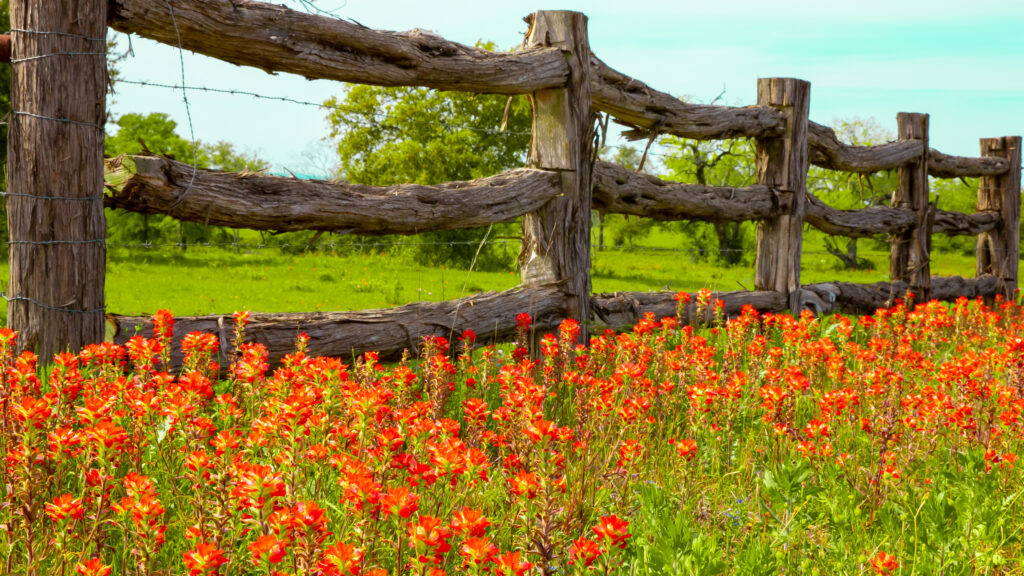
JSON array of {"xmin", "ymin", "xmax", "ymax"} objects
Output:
[{"xmin": 6, "ymin": 0, "xmax": 1021, "ymax": 365}]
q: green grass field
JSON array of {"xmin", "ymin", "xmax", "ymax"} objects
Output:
[{"xmin": 0, "ymin": 228, "xmax": 1001, "ymax": 328}]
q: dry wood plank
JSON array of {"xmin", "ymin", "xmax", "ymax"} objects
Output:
[
  {"xmin": 109, "ymin": 285, "xmax": 568, "ymax": 370},
  {"xmin": 104, "ymin": 154, "xmax": 562, "ymax": 234},
  {"xmin": 592, "ymin": 275, "xmax": 1000, "ymax": 329},
  {"xmin": 591, "ymin": 290, "xmax": 786, "ymax": 330},
  {"xmin": 754, "ymin": 78, "xmax": 810, "ymax": 312},
  {"xmin": 976, "ymin": 136, "xmax": 1022, "ymax": 298},
  {"xmin": 807, "ymin": 121, "xmax": 923, "ymax": 173},
  {"xmin": 799, "ymin": 275, "xmax": 1001, "ymax": 316},
  {"xmin": 590, "ymin": 56, "xmax": 786, "ymax": 140},
  {"xmin": 7, "ymin": 1, "xmax": 107, "ymax": 359},
  {"xmin": 800, "ymin": 195, "xmax": 996, "ymax": 238},
  {"xmin": 890, "ymin": 113, "xmax": 931, "ymax": 301},
  {"xmin": 595, "ymin": 162, "xmax": 998, "ymax": 239},
  {"xmin": 107, "ymin": 154, "xmax": 1002, "ymax": 242},
  {"xmin": 592, "ymin": 161, "xmax": 785, "ymax": 221},
  {"xmin": 804, "ymin": 193, "xmax": 914, "ymax": 238},
  {"xmin": 519, "ymin": 11, "xmax": 593, "ymax": 341},
  {"xmin": 108, "ymin": 0, "xmax": 568, "ymax": 94},
  {"xmin": 933, "ymin": 209, "xmax": 1000, "ymax": 237},
  {"xmin": 929, "ymin": 148, "xmax": 1011, "ymax": 178}
]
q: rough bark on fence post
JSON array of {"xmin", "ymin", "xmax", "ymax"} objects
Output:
[
  {"xmin": 754, "ymin": 78, "xmax": 810, "ymax": 313},
  {"xmin": 976, "ymin": 136, "xmax": 1022, "ymax": 299},
  {"xmin": 6, "ymin": 1, "xmax": 107, "ymax": 358},
  {"xmin": 890, "ymin": 113, "xmax": 930, "ymax": 302},
  {"xmin": 520, "ymin": 11, "xmax": 592, "ymax": 339}
]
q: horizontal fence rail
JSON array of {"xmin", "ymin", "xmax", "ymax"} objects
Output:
[
  {"xmin": 109, "ymin": 274, "xmax": 1001, "ymax": 371},
  {"xmin": 111, "ymin": 284, "xmax": 569, "ymax": 368},
  {"xmin": 104, "ymin": 155, "xmax": 563, "ymax": 234},
  {"xmin": 108, "ymin": 0, "xmax": 569, "ymax": 94},
  {"xmin": 108, "ymin": 0, "xmax": 1015, "ymax": 183},
  {"xmin": 101, "ymin": 156, "xmax": 1007, "ymax": 242},
  {"xmin": 591, "ymin": 61, "xmax": 1010, "ymax": 179},
  {"xmin": 590, "ymin": 56, "xmax": 786, "ymax": 140},
  {"xmin": 592, "ymin": 162, "xmax": 784, "ymax": 221},
  {"xmin": 929, "ymin": 149, "xmax": 1012, "ymax": 178}
]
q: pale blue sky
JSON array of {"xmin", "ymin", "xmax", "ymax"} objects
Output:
[{"xmin": 108, "ymin": 0, "xmax": 1024, "ymax": 175}]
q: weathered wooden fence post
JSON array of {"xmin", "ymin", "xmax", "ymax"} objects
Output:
[
  {"xmin": 976, "ymin": 136, "xmax": 1022, "ymax": 299},
  {"xmin": 890, "ymin": 113, "xmax": 931, "ymax": 302},
  {"xmin": 6, "ymin": 0, "xmax": 107, "ymax": 357},
  {"xmin": 520, "ymin": 11, "xmax": 593, "ymax": 339},
  {"xmin": 754, "ymin": 78, "xmax": 810, "ymax": 313}
]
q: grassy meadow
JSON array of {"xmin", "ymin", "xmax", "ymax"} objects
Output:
[{"xmin": 0, "ymin": 227, "xmax": 997, "ymax": 329}]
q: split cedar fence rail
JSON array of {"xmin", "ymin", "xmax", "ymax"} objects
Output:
[{"xmin": 6, "ymin": 1, "xmax": 1022, "ymax": 367}]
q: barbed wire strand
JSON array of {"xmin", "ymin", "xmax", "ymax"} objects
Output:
[
  {"xmin": 8, "ymin": 28, "xmax": 107, "ymax": 42},
  {"xmin": 48, "ymin": 239, "xmax": 839, "ymax": 256},
  {"xmin": 8, "ymin": 239, "xmax": 106, "ymax": 246},
  {"xmin": 7, "ymin": 31, "xmax": 108, "ymax": 131},
  {"xmin": 120, "ymin": 79, "xmax": 531, "ymax": 136},
  {"xmin": 119, "ymin": 79, "xmax": 327, "ymax": 108},
  {"xmin": 9, "ymin": 51, "xmax": 106, "ymax": 64},
  {"xmin": 1, "ymin": 192, "xmax": 104, "ymax": 201},
  {"xmin": 163, "ymin": 0, "xmax": 199, "ymax": 211},
  {"xmin": 11, "ymin": 111, "xmax": 104, "ymax": 131},
  {"xmin": 1, "ymin": 293, "xmax": 106, "ymax": 315}
]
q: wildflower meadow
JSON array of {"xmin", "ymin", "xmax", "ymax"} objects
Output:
[{"xmin": 3, "ymin": 293, "xmax": 1024, "ymax": 575}]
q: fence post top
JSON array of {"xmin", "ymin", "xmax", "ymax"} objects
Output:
[
  {"xmin": 979, "ymin": 135, "xmax": 1022, "ymax": 145},
  {"xmin": 756, "ymin": 77, "xmax": 810, "ymax": 87}
]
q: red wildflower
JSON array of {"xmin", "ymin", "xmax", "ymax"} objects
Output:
[
  {"xmin": 592, "ymin": 515, "xmax": 631, "ymax": 549},
  {"xmin": 870, "ymin": 551, "xmax": 899, "ymax": 574},
  {"xmin": 408, "ymin": 515, "xmax": 452, "ymax": 559},
  {"xmin": 459, "ymin": 536, "xmax": 498, "ymax": 568},
  {"xmin": 673, "ymin": 438, "xmax": 698, "ymax": 461},
  {"xmin": 569, "ymin": 537, "xmax": 602, "ymax": 566},
  {"xmin": 494, "ymin": 551, "xmax": 534, "ymax": 576},
  {"xmin": 75, "ymin": 559, "xmax": 112, "ymax": 576},
  {"xmin": 449, "ymin": 507, "xmax": 491, "ymax": 537},
  {"xmin": 317, "ymin": 541, "xmax": 363, "ymax": 576},
  {"xmin": 45, "ymin": 493, "xmax": 84, "ymax": 522},
  {"xmin": 380, "ymin": 487, "xmax": 420, "ymax": 519},
  {"xmin": 516, "ymin": 313, "xmax": 532, "ymax": 331},
  {"xmin": 508, "ymin": 470, "xmax": 539, "ymax": 499},
  {"xmin": 248, "ymin": 534, "xmax": 287, "ymax": 565},
  {"xmin": 182, "ymin": 543, "xmax": 228, "ymax": 576},
  {"xmin": 462, "ymin": 398, "xmax": 490, "ymax": 423}
]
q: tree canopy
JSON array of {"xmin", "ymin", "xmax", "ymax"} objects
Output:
[
  {"xmin": 324, "ymin": 44, "xmax": 532, "ymax": 270},
  {"xmin": 104, "ymin": 112, "xmax": 268, "ymax": 246}
]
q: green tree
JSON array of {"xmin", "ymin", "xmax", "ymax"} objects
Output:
[
  {"xmin": 663, "ymin": 137, "xmax": 757, "ymax": 265},
  {"xmin": 324, "ymin": 46, "xmax": 531, "ymax": 270},
  {"xmin": 597, "ymin": 144, "xmax": 660, "ymax": 250},
  {"xmin": 104, "ymin": 112, "xmax": 268, "ymax": 247},
  {"xmin": 806, "ymin": 118, "xmax": 897, "ymax": 270}
]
